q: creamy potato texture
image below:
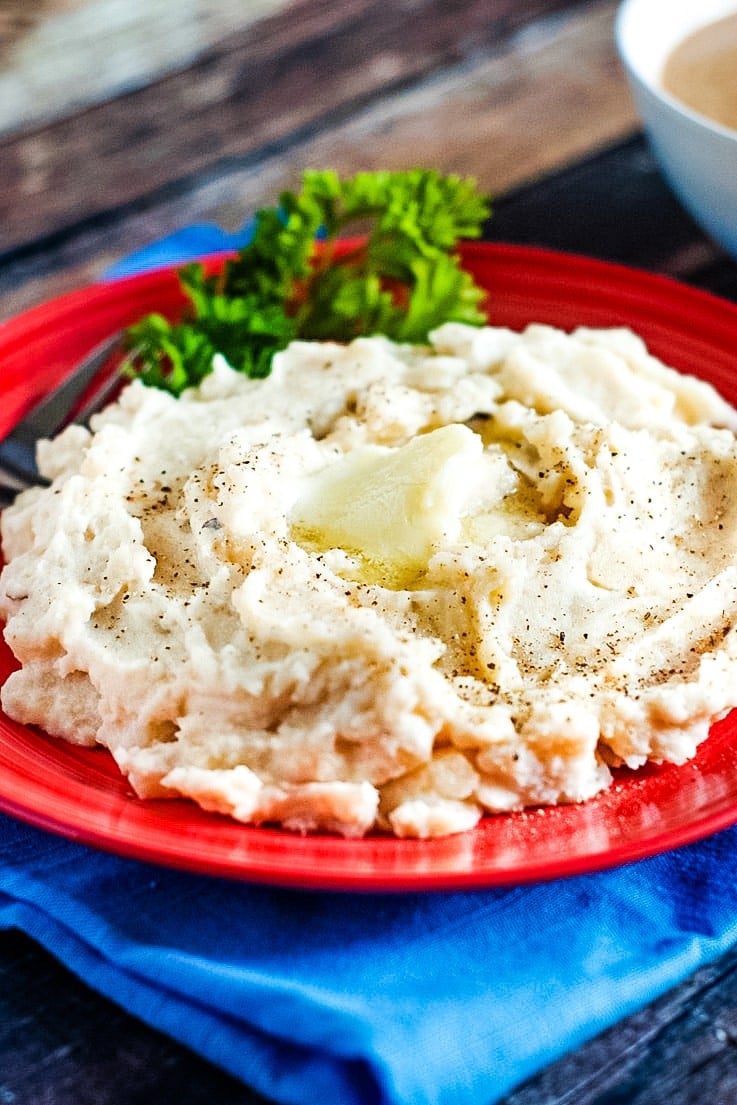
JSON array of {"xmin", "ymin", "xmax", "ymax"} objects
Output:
[{"xmin": 3, "ymin": 322, "xmax": 737, "ymax": 838}]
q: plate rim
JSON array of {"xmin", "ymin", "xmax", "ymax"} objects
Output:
[{"xmin": 3, "ymin": 241, "xmax": 737, "ymax": 892}]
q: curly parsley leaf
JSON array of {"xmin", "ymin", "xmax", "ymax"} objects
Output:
[{"xmin": 123, "ymin": 169, "xmax": 491, "ymax": 394}]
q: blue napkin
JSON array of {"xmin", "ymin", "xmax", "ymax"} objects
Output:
[
  {"xmin": 3, "ymin": 226, "xmax": 737, "ymax": 1105},
  {"xmin": 103, "ymin": 221, "xmax": 256, "ymax": 278},
  {"xmin": 2, "ymin": 817, "xmax": 737, "ymax": 1105}
]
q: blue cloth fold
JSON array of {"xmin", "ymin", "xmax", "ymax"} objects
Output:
[
  {"xmin": 3, "ymin": 816, "xmax": 737, "ymax": 1105},
  {"xmin": 104, "ymin": 221, "xmax": 255, "ymax": 278},
  {"xmin": 3, "ymin": 226, "xmax": 737, "ymax": 1105}
]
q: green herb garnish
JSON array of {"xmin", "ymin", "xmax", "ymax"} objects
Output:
[{"xmin": 123, "ymin": 169, "xmax": 491, "ymax": 395}]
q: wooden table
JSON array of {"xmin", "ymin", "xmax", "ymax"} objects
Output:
[{"xmin": 2, "ymin": 1, "xmax": 737, "ymax": 1101}]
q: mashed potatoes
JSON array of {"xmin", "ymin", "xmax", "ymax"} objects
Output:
[{"xmin": 3, "ymin": 321, "xmax": 737, "ymax": 838}]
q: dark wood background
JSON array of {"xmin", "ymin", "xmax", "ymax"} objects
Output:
[
  {"xmin": 2, "ymin": 0, "xmax": 635, "ymax": 318},
  {"xmin": 2, "ymin": 1, "xmax": 737, "ymax": 1102}
]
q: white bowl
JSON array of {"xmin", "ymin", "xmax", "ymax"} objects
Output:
[{"xmin": 616, "ymin": 0, "xmax": 737, "ymax": 259}]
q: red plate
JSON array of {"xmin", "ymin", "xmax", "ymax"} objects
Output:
[{"xmin": 3, "ymin": 243, "xmax": 737, "ymax": 891}]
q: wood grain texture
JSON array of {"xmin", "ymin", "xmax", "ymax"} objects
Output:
[
  {"xmin": 0, "ymin": 0, "xmax": 636, "ymax": 321},
  {"xmin": 0, "ymin": 1, "xmax": 630, "ymax": 250},
  {"xmin": 0, "ymin": 0, "xmax": 295, "ymax": 137},
  {"xmin": 0, "ymin": 930, "xmax": 270, "ymax": 1105},
  {"xmin": 486, "ymin": 135, "xmax": 734, "ymax": 288}
]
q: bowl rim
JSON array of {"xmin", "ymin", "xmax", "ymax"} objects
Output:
[{"xmin": 615, "ymin": 0, "xmax": 737, "ymax": 143}]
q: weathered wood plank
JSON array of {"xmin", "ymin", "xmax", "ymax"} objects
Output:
[
  {"xmin": 0, "ymin": 0, "xmax": 626, "ymax": 257},
  {"xmin": 0, "ymin": 929, "xmax": 269, "ymax": 1105},
  {"xmin": 0, "ymin": 0, "xmax": 635, "ymax": 322},
  {"xmin": 486, "ymin": 135, "xmax": 735, "ymax": 292},
  {"xmin": 0, "ymin": 0, "xmax": 294, "ymax": 138}
]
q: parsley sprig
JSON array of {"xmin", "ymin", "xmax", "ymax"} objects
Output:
[{"xmin": 123, "ymin": 169, "xmax": 491, "ymax": 395}]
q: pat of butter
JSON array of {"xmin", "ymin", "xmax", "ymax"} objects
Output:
[{"xmin": 291, "ymin": 423, "xmax": 482, "ymax": 586}]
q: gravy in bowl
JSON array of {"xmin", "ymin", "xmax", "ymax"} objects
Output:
[{"xmin": 661, "ymin": 9, "xmax": 737, "ymax": 132}]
